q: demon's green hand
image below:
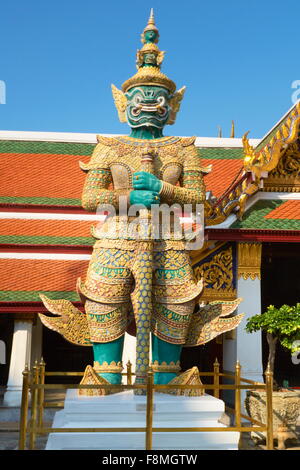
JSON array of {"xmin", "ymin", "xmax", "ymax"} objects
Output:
[
  {"xmin": 133, "ymin": 171, "xmax": 163, "ymax": 193},
  {"xmin": 129, "ymin": 190, "xmax": 160, "ymax": 208}
]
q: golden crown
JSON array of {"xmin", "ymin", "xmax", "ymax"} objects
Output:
[
  {"xmin": 112, "ymin": 10, "xmax": 185, "ymax": 124},
  {"xmin": 121, "ymin": 9, "xmax": 176, "ymax": 94}
]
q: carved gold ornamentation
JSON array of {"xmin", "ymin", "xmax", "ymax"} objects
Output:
[
  {"xmin": 263, "ymin": 142, "xmax": 300, "ymax": 192},
  {"xmin": 38, "ymin": 295, "xmax": 91, "ymax": 346},
  {"xmin": 193, "ymin": 245, "xmax": 236, "ymax": 299},
  {"xmin": 93, "ymin": 361, "xmax": 123, "ymax": 374},
  {"xmin": 80, "ymin": 135, "xmax": 206, "ymax": 218},
  {"xmin": 122, "ymin": 65, "xmax": 176, "ymax": 94},
  {"xmin": 157, "ymin": 366, "xmax": 205, "ymax": 397},
  {"xmin": 184, "ymin": 298, "xmax": 244, "ymax": 347},
  {"xmin": 204, "ymin": 175, "xmax": 259, "ymax": 226},
  {"xmin": 79, "ymin": 365, "xmax": 121, "ymax": 396},
  {"xmin": 167, "ymin": 86, "xmax": 186, "ymax": 125},
  {"xmin": 111, "ymin": 84, "xmax": 127, "ymax": 123},
  {"xmin": 206, "ymin": 101, "xmax": 300, "ymax": 225},
  {"xmin": 243, "ymin": 101, "xmax": 300, "ymax": 179},
  {"xmin": 136, "ymin": 42, "xmax": 165, "ymax": 68},
  {"xmin": 237, "ymin": 242, "xmax": 262, "ymax": 280},
  {"xmin": 151, "ymin": 361, "xmax": 181, "ymax": 373}
]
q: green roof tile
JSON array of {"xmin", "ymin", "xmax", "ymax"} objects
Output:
[
  {"xmin": 0, "ymin": 234, "xmax": 94, "ymax": 246},
  {"xmin": 0, "ymin": 290, "xmax": 80, "ymax": 302},
  {"xmin": 197, "ymin": 147, "xmax": 244, "ymax": 160},
  {"xmin": 230, "ymin": 199, "xmax": 300, "ymax": 230},
  {"xmin": 0, "ymin": 196, "xmax": 82, "ymax": 206},
  {"xmin": 0, "ymin": 140, "xmax": 95, "ymax": 156}
]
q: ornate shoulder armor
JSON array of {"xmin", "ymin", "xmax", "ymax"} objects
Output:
[
  {"xmin": 79, "ymin": 137, "xmax": 116, "ymax": 172},
  {"xmin": 180, "ymin": 136, "xmax": 196, "ymax": 147}
]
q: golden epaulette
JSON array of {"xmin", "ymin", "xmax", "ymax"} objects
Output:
[
  {"xmin": 96, "ymin": 135, "xmax": 118, "ymax": 147},
  {"xmin": 180, "ymin": 136, "xmax": 196, "ymax": 147}
]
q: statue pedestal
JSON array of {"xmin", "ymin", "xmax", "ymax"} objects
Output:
[{"xmin": 45, "ymin": 390, "xmax": 239, "ymax": 450}]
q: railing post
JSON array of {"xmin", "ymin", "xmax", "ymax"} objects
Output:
[
  {"xmin": 37, "ymin": 358, "xmax": 45, "ymax": 428},
  {"xmin": 265, "ymin": 365, "xmax": 274, "ymax": 450},
  {"xmin": 127, "ymin": 360, "xmax": 132, "ymax": 385},
  {"xmin": 29, "ymin": 360, "xmax": 39, "ymax": 450},
  {"xmin": 235, "ymin": 360, "xmax": 241, "ymax": 429},
  {"xmin": 18, "ymin": 364, "xmax": 30, "ymax": 450},
  {"xmin": 213, "ymin": 358, "xmax": 220, "ymax": 399},
  {"xmin": 145, "ymin": 368, "xmax": 154, "ymax": 451}
]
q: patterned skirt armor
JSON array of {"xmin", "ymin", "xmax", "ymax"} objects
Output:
[{"xmin": 78, "ymin": 243, "xmax": 203, "ymax": 345}]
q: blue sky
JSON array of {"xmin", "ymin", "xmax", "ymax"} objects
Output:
[{"xmin": 0, "ymin": 0, "xmax": 299, "ymax": 139}]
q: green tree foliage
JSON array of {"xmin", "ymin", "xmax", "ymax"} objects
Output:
[
  {"xmin": 245, "ymin": 304, "xmax": 300, "ymax": 384},
  {"xmin": 245, "ymin": 304, "xmax": 300, "ymax": 353}
]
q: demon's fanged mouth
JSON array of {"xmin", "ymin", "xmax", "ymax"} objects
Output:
[{"xmin": 126, "ymin": 86, "xmax": 170, "ymax": 128}]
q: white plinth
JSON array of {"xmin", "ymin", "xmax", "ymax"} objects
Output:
[{"xmin": 46, "ymin": 390, "xmax": 240, "ymax": 450}]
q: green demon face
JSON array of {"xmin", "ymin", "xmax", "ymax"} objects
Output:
[
  {"xmin": 125, "ymin": 86, "xmax": 171, "ymax": 129},
  {"xmin": 144, "ymin": 29, "xmax": 158, "ymax": 44}
]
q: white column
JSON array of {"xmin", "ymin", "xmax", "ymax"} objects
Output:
[
  {"xmin": 223, "ymin": 242, "xmax": 264, "ymax": 413},
  {"xmin": 235, "ymin": 276, "xmax": 263, "ymax": 383},
  {"xmin": 3, "ymin": 319, "xmax": 33, "ymax": 406},
  {"xmin": 223, "ymin": 242, "xmax": 263, "ymax": 382},
  {"xmin": 122, "ymin": 333, "xmax": 136, "ymax": 373}
]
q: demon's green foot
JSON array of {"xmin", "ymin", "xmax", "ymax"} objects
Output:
[
  {"xmin": 93, "ymin": 337, "xmax": 124, "ymax": 385},
  {"xmin": 79, "ymin": 337, "xmax": 124, "ymax": 396},
  {"xmin": 151, "ymin": 335, "xmax": 204, "ymax": 396},
  {"xmin": 151, "ymin": 335, "xmax": 182, "ymax": 384}
]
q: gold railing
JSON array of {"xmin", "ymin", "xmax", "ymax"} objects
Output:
[{"xmin": 18, "ymin": 359, "xmax": 274, "ymax": 451}]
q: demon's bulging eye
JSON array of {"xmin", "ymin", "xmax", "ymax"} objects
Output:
[
  {"xmin": 131, "ymin": 107, "xmax": 141, "ymax": 116},
  {"xmin": 133, "ymin": 94, "xmax": 142, "ymax": 105},
  {"xmin": 157, "ymin": 96, "xmax": 166, "ymax": 106}
]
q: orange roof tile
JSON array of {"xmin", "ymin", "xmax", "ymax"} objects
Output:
[
  {"xmin": 0, "ymin": 153, "xmax": 89, "ymax": 199},
  {"xmin": 264, "ymin": 200, "xmax": 300, "ymax": 220},
  {"xmin": 0, "ymin": 258, "xmax": 89, "ymax": 291},
  {"xmin": 0, "ymin": 149, "xmax": 242, "ymax": 204},
  {"xmin": 202, "ymin": 159, "xmax": 243, "ymax": 198},
  {"xmin": 0, "ymin": 218, "xmax": 93, "ymax": 238}
]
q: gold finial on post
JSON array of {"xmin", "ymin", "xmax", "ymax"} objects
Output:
[
  {"xmin": 38, "ymin": 358, "xmax": 46, "ymax": 428},
  {"xmin": 213, "ymin": 358, "xmax": 220, "ymax": 399},
  {"xmin": 214, "ymin": 357, "xmax": 220, "ymax": 367},
  {"xmin": 126, "ymin": 360, "xmax": 132, "ymax": 385},
  {"xmin": 235, "ymin": 360, "xmax": 241, "ymax": 428},
  {"xmin": 265, "ymin": 363, "xmax": 274, "ymax": 450},
  {"xmin": 19, "ymin": 364, "xmax": 30, "ymax": 450},
  {"xmin": 146, "ymin": 367, "xmax": 154, "ymax": 450},
  {"xmin": 29, "ymin": 361, "xmax": 39, "ymax": 450}
]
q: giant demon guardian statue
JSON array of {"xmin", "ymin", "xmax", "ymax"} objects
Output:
[{"xmin": 39, "ymin": 10, "xmax": 243, "ymax": 395}]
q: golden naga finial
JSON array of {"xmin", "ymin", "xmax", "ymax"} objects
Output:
[{"xmin": 242, "ymin": 131, "xmax": 257, "ymax": 170}]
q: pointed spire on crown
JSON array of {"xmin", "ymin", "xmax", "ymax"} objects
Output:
[
  {"xmin": 121, "ymin": 10, "xmax": 176, "ymax": 94},
  {"xmin": 142, "ymin": 8, "xmax": 159, "ymax": 43}
]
